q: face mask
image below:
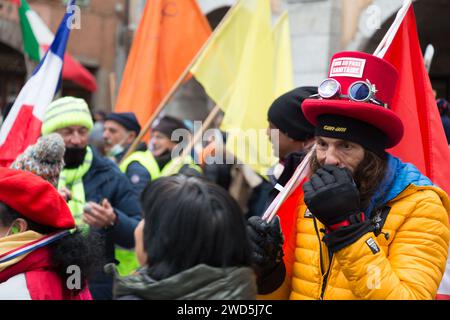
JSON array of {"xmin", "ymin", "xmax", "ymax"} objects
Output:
[
  {"xmin": 148, "ymin": 139, "xmax": 154, "ymax": 152},
  {"xmin": 106, "ymin": 133, "xmax": 132, "ymax": 158},
  {"xmin": 64, "ymin": 147, "xmax": 88, "ymax": 169},
  {"xmin": 107, "ymin": 144, "xmax": 125, "ymax": 158}
]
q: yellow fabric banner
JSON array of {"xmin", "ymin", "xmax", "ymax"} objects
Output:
[{"xmin": 191, "ymin": 1, "xmax": 294, "ymax": 176}]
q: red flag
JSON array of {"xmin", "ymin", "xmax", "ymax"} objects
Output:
[
  {"xmin": 62, "ymin": 53, "xmax": 97, "ymax": 92},
  {"xmin": 379, "ymin": 3, "xmax": 450, "ymax": 300},
  {"xmin": 43, "ymin": 45, "xmax": 97, "ymax": 92},
  {"xmin": 380, "ymin": 5, "xmax": 450, "ymax": 194}
]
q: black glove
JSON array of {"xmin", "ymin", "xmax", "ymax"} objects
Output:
[
  {"xmin": 302, "ymin": 165, "xmax": 361, "ymax": 228},
  {"xmin": 303, "ymin": 165, "xmax": 374, "ymax": 253},
  {"xmin": 247, "ymin": 216, "xmax": 286, "ymax": 294}
]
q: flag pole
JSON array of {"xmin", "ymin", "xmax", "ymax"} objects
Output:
[
  {"xmin": 120, "ymin": 3, "xmax": 240, "ymax": 164},
  {"xmin": 423, "ymin": 44, "xmax": 435, "ymax": 74},
  {"xmin": 262, "ymin": 146, "xmax": 315, "ymax": 223},
  {"xmin": 109, "ymin": 73, "xmax": 117, "ymax": 112},
  {"xmin": 180, "ymin": 105, "xmax": 221, "ymax": 159},
  {"xmin": 373, "ymin": 0, "xmax": 412, "ymax": 58}
]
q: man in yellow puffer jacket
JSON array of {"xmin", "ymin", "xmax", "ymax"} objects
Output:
[{"xmin": 248, "ymin": 51, "xmax": 450, "ymax": 300}]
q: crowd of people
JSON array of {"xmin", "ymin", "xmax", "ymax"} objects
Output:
[{"xmin": 0, "ymin": 50, "xmax": 449, "ymax": 300}]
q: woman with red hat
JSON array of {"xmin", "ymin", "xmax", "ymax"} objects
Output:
[
  {"xmin": 0, "ymin": 168, "xmax": 102, "ymax": 300},
  {"xmin": 248, "ymin": 51, "xmax": 450, "ymax": 300}
]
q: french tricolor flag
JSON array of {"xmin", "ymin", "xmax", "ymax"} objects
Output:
[{"xmin": 0, "ymin": 0, "xmax": 76, "ymax": 167}]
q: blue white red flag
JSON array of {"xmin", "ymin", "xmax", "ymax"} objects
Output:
[{"xmin": 0, "ymin": 0, "xmax": 76, "ymax": 167}]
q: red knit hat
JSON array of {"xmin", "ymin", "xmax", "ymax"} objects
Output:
[
  {"xmin": 0, "ymin": 168, "xmax": 75, "ymax": 229},
  {"xmin": 302, "ymin": 51, "xmax": 404, "ymax": 148}
]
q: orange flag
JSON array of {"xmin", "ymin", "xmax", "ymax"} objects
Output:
[{"xmin": 115, "ymin": 0, "xmax": 211, "ymax": 128}]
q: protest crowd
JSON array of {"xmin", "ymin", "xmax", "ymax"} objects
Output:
[{"xmin": 0, "ymin": 0, "xmax": 449, "ymax": 301}]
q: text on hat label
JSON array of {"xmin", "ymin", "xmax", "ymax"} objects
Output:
[
  {"xmin": 330, "ymin": 57, "xmax": 366, "ymax": 78},
  {"xmin": 323, "ymin": 125, "xmax": 347, "ymax": 133}
]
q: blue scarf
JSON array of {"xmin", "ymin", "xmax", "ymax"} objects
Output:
[{"xmin": 364, "ymin": 154, "xmax": 433, "ymax": 218}]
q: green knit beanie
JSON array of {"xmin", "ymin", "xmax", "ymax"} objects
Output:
[{"xmin": 42, "ymin": 97, "xmax": 94, "ymax": 135}]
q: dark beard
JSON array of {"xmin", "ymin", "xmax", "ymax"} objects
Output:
[{"xmin": 64, "ymin": 147, "xmax": 88, "ymax": 169}]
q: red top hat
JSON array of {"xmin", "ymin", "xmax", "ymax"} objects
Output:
[
  {"xmin": 302, "ymin": 51, "xmax": 404, "ymax": 148},
  {"xmin": 0, "ymin": 168, "xmax": 75, "ymax": 230}
]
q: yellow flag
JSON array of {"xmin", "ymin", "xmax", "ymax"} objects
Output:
[
  {"xmin": 190, "ymin": 0, "xmax": 256, "ymax": 111},
  {"xmin": 273, "ymin": 12, "xmax": 294, "ymax": 97},
  {"xmin": 191, "ymin": 1, "xmax": 294, "ymax": 177}
]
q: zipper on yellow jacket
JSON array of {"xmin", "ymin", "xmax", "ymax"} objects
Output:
[{"xmin": 313, "ymin": 215, "xmax": 334, "ymax": 300}]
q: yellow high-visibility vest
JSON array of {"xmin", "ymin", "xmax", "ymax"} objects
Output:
[
  {"xmin": 119, "ymin": 150, "xmax": 161, "ymax": 181},
  {"xmin": 160, "ymin": 155, "xmax": 202, "ymax": 177},
  {"xmin": 115, "ymin": 150, "xmax": 160, "ymax": 276}
]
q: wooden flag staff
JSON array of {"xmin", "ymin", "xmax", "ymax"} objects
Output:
[{"xmin": 163, "ymin": 104, "xmax": 222, "ymax": 176}]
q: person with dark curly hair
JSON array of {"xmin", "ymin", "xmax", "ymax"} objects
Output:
[
  {"xmin": 0, "ymin": 168, "xmax": 103, "ymax": 300},
  {"xmin": 248, "ymin": 51, "xmax": 450, "ymax": 300}
]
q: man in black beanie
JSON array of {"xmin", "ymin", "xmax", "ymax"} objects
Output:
[
  {"xmin": 267, "ymin": 86, "xmax": 317, "ymax": 162},
  {"xmin": 246, "ymin": 87, "xmax": 318, "ymax": 218},
  {"xmin": 150, "ymin": 115, "xmax": 202, "ymax": 177},
  {"xmin": 267, "ymin": 86, "xmax": 318, "ymax": 191}
]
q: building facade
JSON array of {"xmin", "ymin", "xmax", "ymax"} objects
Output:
[
  {"xmin": 288, "ymin": 0, "xmax": 449, "ymax": 100},
  {"xmin": 0, "ymin": 0, "xmax": 126, "ymax": 114}
]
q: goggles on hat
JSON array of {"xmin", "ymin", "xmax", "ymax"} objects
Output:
[{"xmin": 314, "ymin": 78, "xmax": 389, "ymax": 109}]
